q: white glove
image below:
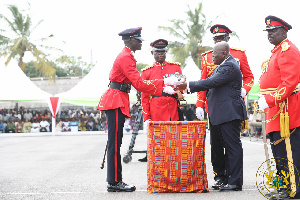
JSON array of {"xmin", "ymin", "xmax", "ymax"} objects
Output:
[
  {"xmin": 258, "ymin": 95, "xmax": 269, "ymax": 110},
  {"xmin": 164, "ymin": 76, "xmax": 181, "ymax": 86},
  {"xmin": 163, "ymin": 86, "xmax": 176, "ymax": 94},
  {"xmin": 196, "ymin": 107, "xmax": 204, "ymax": 121},
  {"xmin": 241, "ymin": 88, "xmax": 247, "ymax": 98},
  {"xmin": 144, "ymin": 119, "xmax": 151, "ymax": 133}
]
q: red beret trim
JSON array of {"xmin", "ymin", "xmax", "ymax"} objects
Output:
[
  {"xmin": 213, "ymin": 28, "xmax": 229, "ymax": 33},
  {"xmin": 267, "ymin": 20, "xmax": 288, "ymax": 30}
]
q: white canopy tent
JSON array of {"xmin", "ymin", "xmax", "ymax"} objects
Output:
[
  {"xmin": 54, "ymin": 64, "xmax": 111, "ymax": 107},
  {"xmin": 55, "ymin": 58, "xmax": 202, "ymax": 106},
  {"xmin": 0, "ymin": 60, "xmax": 61, "ymax": 134},
  {"xmin": 0, "ymin": 61, "xmax": 52, "ymax": 101},
  {"xmin": 182, "ymin": 57, "xmax": 201, "ymax": 104}
]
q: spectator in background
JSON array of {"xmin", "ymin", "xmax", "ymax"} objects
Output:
[
  {"xmin": 0, "ymin": 120, "xmax": 5, "ymax": 133},
  {"xmin": 79, "ymin": 117, "xmax": 86, "ymax": 131},
  {"xmin": 86, "ymin": 118, "xmax": 94, "ymax": 131},
  {"xmin": 60, "ymin": 111, "xmax": 66, "ymax": 119},
  {"xmin": 100, "ymin": 115, "xmax": 107, "ymax": 133},
  {"xmin": 123, "ymin": 118, "xmax": 132, "ymax": 133},
  {"xmin": 15, "ymin": 119, "xmax": 23, "ymax": 133},
  {"xmin": 31, "ymin": 119, "xmax": 40, "ymax": 133},
  {"xmin": 62, "ymin": 118, "xmax": 71, "ymax": 132},
  {"xmin": 94, "ymin": 111, "xmax": 100, "ymax": 122},
  {"xmin": 6, "ymin": 119, "xmax": 15, "ymax": 133},
  {"xmin": 87, "ymin": 110, "xmax": 94, "ymax": 118},
  {"xmin": 10, "ymin": 112, "xmax": 17, "ymax": 122},
  {"xmin": 23, "ymin": 110, "xmax": 33, "ymax": 121},
  {"xmin": 69, "ymin": 117, "xmax": 79, "ymax": 132},
  {"xmin": 22, "ymin": 118, "xmax": 32, "ymax": 133},
  {"xmin": 95, "ymin": 119, "xmax": 101, "ymax": 131},
  {"xmin": 15, "ymin": 111, "xmax": 22, "ymax": 120},
  {"xmin": 0, "ymin": 110, "xmax": 4, "ymax": 121},
  {"xmin": 55, "ymin": 118, "xmax": 63, "ymax": 132},
  {"xmin": 5, "ymin": 110, "xmax": 12, "ymax": 120},
  {"xmin": 40, "ymin": 118, "xmax": 50, "ymax": 132},
  {"xmin": 47, "ymin": 118, "xmax": 52, "ymax": 132}
]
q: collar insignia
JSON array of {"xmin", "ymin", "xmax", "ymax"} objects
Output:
[{"xmin": 281, "ymin": 42, "xmax": 290, "ymax": 52}]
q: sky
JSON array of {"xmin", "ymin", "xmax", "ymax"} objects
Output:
[{"xmin": 1, "ymin": 0, "xmax": 300, "ymax": 84}]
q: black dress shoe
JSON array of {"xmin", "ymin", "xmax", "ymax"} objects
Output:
[
  {"xmin": 138, "ymin": 155, "xmax": 147, "ymax": 162},
  {"xmin": 272, "ymin": 190, "xmax": 291, "ymax": 200},
  {"xmin": 107, "ymin": 181, "xmax": 136, "ymax": 192},
  {"xmin": 212, "ymin": 179, "xmax": 225, "ymax": 190},
  {"xmin": 219, "ymin": 184, "xmax": 242, "ymax": 191},
  {"xmin": 265, "ymin": 191, "xmax": 275, "ymax": 197}
]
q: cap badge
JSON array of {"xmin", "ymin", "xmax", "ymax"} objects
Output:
[
  {"xmin": 214, "ymin": 27, "xmax": 219, "ymax": 33},
  {"xmin": 267, "ymin": 19, "xmax": 271, "ymax": 25}
]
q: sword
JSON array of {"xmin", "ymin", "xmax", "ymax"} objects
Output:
[
  {"xmin": 254, "ymin": 101, "xmax": 279, "ymax": 199},
  {"xmin": 100, "ymin": 141, "xmax": 108, "ymax": 169}
]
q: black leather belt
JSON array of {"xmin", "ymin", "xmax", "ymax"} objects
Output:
[
  {"xmin": 109, "ymin": 82, "xmax": 131, "ymax": 93},
  {"xmin": 152, "ymin": 92, "xmax": 177, "ymax": 99}
]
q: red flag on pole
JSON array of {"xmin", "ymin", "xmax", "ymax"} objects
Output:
[{"xmin": 49, "ymin": 97, "xmax": 60, "ymax": 118}]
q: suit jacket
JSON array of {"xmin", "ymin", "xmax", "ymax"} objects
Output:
[
  {"xmin": 189, "ymin": 55, "xmax": 247, "ymax": 125},
  {"xmin": 196, "ymin": 48, "xmax": 254, "ymax": 112}
]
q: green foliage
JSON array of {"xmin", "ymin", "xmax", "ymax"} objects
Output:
[
  {"xmin": 23, "ymin": 61, "xmax": 43, "ymax": 78},
  {"xmin": 54, "ymin": 55, "xmax": 93, "ymax": 77},
  {"xmin": 158, "ymin": 2, "xmax": 213, "ymax": 70},
  {"xmin": 136, "ymin": 63, "xmax": 148, "ymax": 73},
  {"xmin": 0, "ymin": 4, "xmax": 58, "ymax": 80},
  {"xmin": 23, "ymin": 56, "xmax": 93, "ymax": 78}
]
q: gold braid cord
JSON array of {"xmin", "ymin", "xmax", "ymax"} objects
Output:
[{"xmin": 255, "ymin": 99, "xmax": 296, "ymax": 197}]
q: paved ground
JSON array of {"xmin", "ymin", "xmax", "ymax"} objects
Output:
[{"xmin": 0, "ymin": 130, "xmax": 271, "ymax": 200}]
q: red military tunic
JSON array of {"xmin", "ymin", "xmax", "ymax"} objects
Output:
[
  {"xmin": 196, "ymin": 48, "xmax": 254, "ymax": 112},
  {"xmin": 97, "ymin": 47, "xmax": 164, "ymax": 118},
  {"xmin": 141, "ymin": 61, "xmax": 182, "ymax": 121},
  {"xmin": 259, "ymin": 39, "xmax": 300, "ymax": 134}
]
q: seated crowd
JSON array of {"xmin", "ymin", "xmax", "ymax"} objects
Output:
[{"xmin": 0, "ymin": 108, "xmax": 107, "ymax": 133}]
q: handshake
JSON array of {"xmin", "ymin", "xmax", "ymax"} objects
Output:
[{"xmin": 163, "ymin": 73, "xmax": 187, "ymax": 94}]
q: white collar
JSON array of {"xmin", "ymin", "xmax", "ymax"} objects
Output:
[{"xmin": 220, "ymin": 55, "xmax": 231, "ymax": 65}]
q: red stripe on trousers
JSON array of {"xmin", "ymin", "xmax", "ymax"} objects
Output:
[{"xmin": 114, "ymin": 109, "xmax": 118, "ymax": 182}]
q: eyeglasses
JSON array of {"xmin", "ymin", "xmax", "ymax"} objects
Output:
[{"xmin": 213, "ymin": 35, "xmax": 228, "ymax": 42}]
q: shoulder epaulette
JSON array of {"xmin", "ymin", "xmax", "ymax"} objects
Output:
[
  {"xmin": 231, "ymin": 47, "xmax": 246, "ymax": 52},
  {"xmin": 141, "ymin": 65, "xmax": 154, "ymax": 72},
  {"xmin": 281, "ymin": 42, "xmax": 290, "ymax": 52},
  {"xmin": 167, "ymin": 61, "xmax": 181, "ymax": 66},
  {"xmin": 201, "ymin": 50, "xmax": 213, "ymax": 56}
]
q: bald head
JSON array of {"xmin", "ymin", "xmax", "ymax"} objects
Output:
[{"xmin": 212, "ymin": 41, "xmax": 230, "ymax": 65}]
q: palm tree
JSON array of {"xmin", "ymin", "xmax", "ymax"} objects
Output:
[
  {"xmin": 158, "ymin": 2, "xmax": 213, "ymax": 70},
  {"xmin": 0, "ymin": 4, "xmax": 56, "ymax": 79}
]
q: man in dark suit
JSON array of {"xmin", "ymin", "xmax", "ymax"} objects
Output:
[{"xmin": 176, "ymin": 41, "xmax": 247, "ymax": 191}]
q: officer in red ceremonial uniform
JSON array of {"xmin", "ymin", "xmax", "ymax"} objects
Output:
[
  {"xmin": 196, "ymin": 24, "xmax": 254, "ymax": 190},
  {"xmin": 97, "ymin": 27, "xmax": 180, "ymax": 192},
  {"xmin": 259, "ymin": 16, "xmax": 300, "ymax": 199},
  {"xmin": 141, "ymin": 39, "xmax": 182, "ymax": 122},
  {"xmin": 138, "ymin": 39, "xmax": 183, "ymax": 162}
]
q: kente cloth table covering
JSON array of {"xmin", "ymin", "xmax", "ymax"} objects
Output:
[{"xmin": 147, "ymin": 121, "xmax": 208, "ymax": 193}]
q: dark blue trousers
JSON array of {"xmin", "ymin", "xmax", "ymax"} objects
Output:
[
  {"xmin": 210, "ymin": 119, "xmax": 243, "ymax": 186},
  {"xmin": 210, "ymin": 121, "xmax": 226, "ymax": 181},
  {"xmin": 105, "ymin": 108, "xmax": 126, "ymax": 183},
  {"xmin": 269, "ymin": 127, "xmax": 300, "ymax": 198}
]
